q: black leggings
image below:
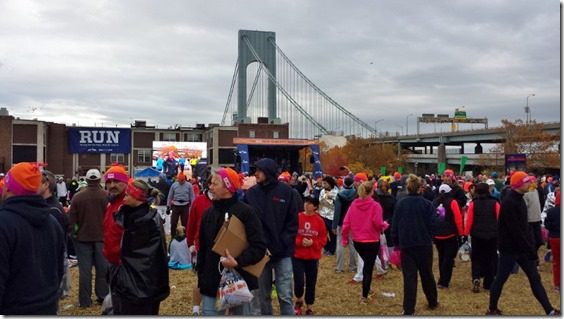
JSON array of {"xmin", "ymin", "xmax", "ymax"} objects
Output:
[
  {"xmin": 292, "ymin": 258, "xmax": 319, "ymax": 305},
  {"xmin": 353, "ymin": 241, "xmax": 379, "ymax": 298}
]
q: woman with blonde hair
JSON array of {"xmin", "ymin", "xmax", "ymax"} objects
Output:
[
  {"xmin": 391, "ymin": 174, "xmax": 438, "ymax": 315},
  {"xmin": 341, "ymin": 181, "xmax": 386, "ymax": 304},
  {"xmin": 110, "ymin": 179, "xmax": 170, "ymax": 315}
]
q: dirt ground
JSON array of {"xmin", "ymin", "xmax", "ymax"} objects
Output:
[{"xmin": 59, "ymin": 246, "xmax": 561, "ymax": 316}]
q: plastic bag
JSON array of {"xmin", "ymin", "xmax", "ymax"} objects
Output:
[
  {"xmin": 389, "ymin": 248, "xmax": 401, "ymax": 268},
  {"xmin": 458, "ymin": 241, "xmax": 471, "ymax": 262},
  {"xmin": 378, "ymin": 233, "xmax": 389, "ymax": 265},
  {"xmin": 216, "ymin": 267, "xmax": 253, "ymax": 311}
]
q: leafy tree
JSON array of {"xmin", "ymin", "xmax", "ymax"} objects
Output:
[{"xmin": 493, "ymin": 119, "xmax": 560, "ymax": 172}]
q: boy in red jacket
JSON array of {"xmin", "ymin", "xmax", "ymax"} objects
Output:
[{"xmin": 293, "ymin": 197, "xmax": 327, "ymax": 316}]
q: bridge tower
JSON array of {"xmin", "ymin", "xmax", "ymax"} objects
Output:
[{"xmin": 237, "ymin": 30, "xmax": 279, "ymax": 124}]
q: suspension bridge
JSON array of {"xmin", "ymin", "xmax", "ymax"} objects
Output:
[{"xmin": 222, "ymin": 30, "xmax": 376, "ymax": 139}]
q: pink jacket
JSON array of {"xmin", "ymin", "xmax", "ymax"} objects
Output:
[{"xmin": 341, "ymin": 196, "xmax": 385, "ymax": 245}]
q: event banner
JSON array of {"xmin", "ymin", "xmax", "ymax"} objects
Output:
[
  {"xmin": 68, "ymin": 127, "xmax": 131, "ymax": 153},
  {"xmin": 236, "ymin": 144, "xmax": 250, "ymax": 175}
]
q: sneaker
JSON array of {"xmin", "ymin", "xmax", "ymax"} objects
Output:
[
  {"xmin": 485, "ymin": 308, "xmax": 502, "ymax": 315},
  {"xmin": 549, "ymin": 309, "xmax": 560, "ymax": 315},
  {"xmin": 472, "ymin": 279, "xmax": 480, "ymax": 293},
  {"xmin": 335, "ymin": 269, "xmax": 344, "ymax": 274},
  {"xmin": 294, "ymin": 301, "xmax": 303, "ymax": 315},
  {"xmin": 428, "ymin": 301, "xmax": 439, "ymax": 310},
  {"xmin": 305, "ymin": 309, "xmax": 314, "ymax": 315},
  {"xmin": 348, "ymin": 279, "xmax": 361, "ymax": 285},
  {"xmin": 437, "ymin": 284, "xmax": 448, "ymax": 289},
  {"xmin": 360, "ymin": 297, "xmax": 369, "ymax": 305}
]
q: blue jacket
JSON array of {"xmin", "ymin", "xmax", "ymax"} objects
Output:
[
  {"xmin": 244, "ymin": 158, "xmax": 299, "ymax": 261},
  {"xmin": 391, "ymin": 194, "xmax": 435, "ymax": 249},
  {"xmin": 0, "ymin": 195, "xmax": 65, "ymax": 315},
  {"xmin": 333, "ymin": 186, "xmax": 357, "ymax": 229}
]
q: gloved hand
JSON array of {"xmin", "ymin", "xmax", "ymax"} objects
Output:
[{"xmin": 189, "ymin": 245, "xmax": 196, "ymax": 253}]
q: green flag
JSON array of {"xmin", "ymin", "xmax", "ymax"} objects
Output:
[
  {"xmin": 398, "ymin": 167, "xmax": 404, "ymax": 174},
  {"xmin": 438, "ymin": 162, "xmax": 446, "ymax": 175},
  {"xmin": 459, "ymin": 156, "xmax": 468, "ymax": 175},
  {"xmin": 380, "ymin": 166, "xmax": 387, "ymax": 175}
]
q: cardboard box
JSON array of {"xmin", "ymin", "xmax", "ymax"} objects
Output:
[{"xmin": 212, "ymin": 214, "xmax": 270, "ymax": 278}]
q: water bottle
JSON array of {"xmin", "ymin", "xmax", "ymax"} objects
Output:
[{"xmin": 437, "ymin": 204, "xmax": 445, "ymax": 217}]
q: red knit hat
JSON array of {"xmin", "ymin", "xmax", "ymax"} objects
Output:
[
  {"xmin": 216, "ymin": 167, "xmax": 241, "ymax": 193},
  {"xmin": 177, "ymin": 172, "xmax": 186, "ymax": 182},
  {"xmin": 5, "ymin": 162, "xmax": 42, "ymax": 196},
  {"xmin": 510, "ymin": 171, "xmax": 532, "ymax": 189},
  {"xmin": 443, "ymin": 169, "xmax": 455, "ymax": 178},
  {"xmin": 104, "ymin": 164, "xmax": 129, "ymax": 183},
  {"xmin": 354, "ymin": 172, "xmax": 368, "ymax": 183}
]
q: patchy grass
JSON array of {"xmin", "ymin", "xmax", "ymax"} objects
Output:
[{"xmin": 59, "ymin": 246, "xmax": 560, "ymax": 316}]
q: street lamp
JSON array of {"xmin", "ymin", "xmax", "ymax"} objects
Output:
[
  {"xmin": 405, "ymin": 113, "xmax": 414, "ymax": 135},
  {"xmin": 525, "ymin": 94, "xmax": 535, "ymax": 124}
]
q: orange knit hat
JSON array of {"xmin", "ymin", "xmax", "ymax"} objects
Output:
[
  {"xmin": 354, "ymin": 172, "xmax": 368, "ymax": 183},
  {"xmin": 510, "ymin": 171, "xmax": 531, "ymax": 189},
  {"xmin": 104, "ymin": 164, "xmax": 129, "ymax": 183},
  {"xmin": 216, "ymin": 167, "xmax": 241, "ymax": 193},
  {"xmin": 5, "ymin": 162, "xmax": 42, "ymax": 196}
]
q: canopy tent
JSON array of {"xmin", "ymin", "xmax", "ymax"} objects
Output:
[{"xmin": 134, "ymin": 167, "xmax": 162, "ymax": 178}]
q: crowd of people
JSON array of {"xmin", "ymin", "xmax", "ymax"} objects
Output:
[{"xmin": 0, "ymin": 160, "xmax": 560, "ymax": 316}]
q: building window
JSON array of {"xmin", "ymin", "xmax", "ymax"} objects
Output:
[
  {"xmin": 249, "ymin": 130, "xmax": 255, "ymax": 138},
  {"xmin": 137, "ymin": 149, "xmax": 152, "ymax": 164},
  {"xmin": 185, "ymin": 132, "xmax": 202, "ymax": 142},
  {"xmin": 110, "ymin": 153, "xmax": 125, "ymax": 164},
  {"xmin": 273, "ymin": 131, "xmax": 279, "ymax": 139},
  {"xmin": 163, "ymin": 132, "xmax": 176, "ymax": 141}
]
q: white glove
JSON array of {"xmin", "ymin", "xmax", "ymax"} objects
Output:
[{"xmin": 189, "ymin": 245, "xmax": 196, "ymax": 253}]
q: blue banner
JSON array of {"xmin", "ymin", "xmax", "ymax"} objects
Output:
[
  {"xmin": 68, "ymin": 127, "xmax": 131, "ymax": 153},
  {"xmin": 310, "ymin": 144, "xmax": 323, "ymax": 178},
  {"xmin": 237, "ymin": 144, "xmax": 250, "ymax": 175}
]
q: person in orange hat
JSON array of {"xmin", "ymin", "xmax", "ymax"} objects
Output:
[
  {"xmin": 0, "ymin": 162, "xmax": 66, "ymax": 314},
  {"xmin": 102, "ymin": 164, "xmax": 129, "ymax": 267},
  {"xmin": 487, "ymin": 171, "xmax": 559, "ymax": 315},
  {"xmin": 111, "ymin": 179, "xmax": 169, "ymax": 315},
  {"xmin": 197, "ymin": 167, "xmax": 267, "ymax": 315},
  {"xmin": 166, "ymin": 172, "xmax": 196, "ymax": 238}
]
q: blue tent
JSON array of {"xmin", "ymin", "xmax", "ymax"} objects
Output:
[{"xmin": 134, "ymin": 167, "xmax": 162, "ymax": 178}]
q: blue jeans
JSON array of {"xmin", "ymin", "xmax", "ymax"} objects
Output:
[
  {"xmin": 489, "ymin": 252, "xmax": 554, "ymax": 314},
  {"xmin": 74, "ymin": 240, "xmax": 109, "ymax": 307},
  {"xmin": 201, "ymin": 295, "xmax": 252, "ymax": 315},
  {"xmin": 256, "ymin": 257, "xmax": 294, "ymax": 315}
]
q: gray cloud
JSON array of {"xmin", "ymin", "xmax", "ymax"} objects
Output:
[{"xmin": 0, "ymin": 0, "xmax": 559, "ymax": 135}]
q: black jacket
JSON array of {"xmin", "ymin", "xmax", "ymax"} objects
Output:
[
  {"xmin": 111, "ymin": 203, "xmax": 170, "ymax": 303},
  {"xmin": 498, "ymin": 189, "xmax": 536, "ymax": 258},
  {"xmin": 198, "ymin": 197, "xmax": 267, "ymax": 297},
  {"xmin": 544, "ymin": 205, "xmax": 561, "ymax": 238},
  {"xmin": 391, "ymin": 194, "xmax": 435, "ymax": 249},
  {"xmin": 470, "ymin": 195, "xmax": 498, "ymax": 240},
  {"xmin": 0, "ymin": 195, "xmax": 65, "ymax": 315},
  {"xmin": 244, "ymin": 158, "xmax": 299, "ymax": 261}
]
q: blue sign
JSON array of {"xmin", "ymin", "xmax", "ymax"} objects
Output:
[
  {"xmin": 68, "ymin": 127, "xmax": 131, "ymax": 153},
  {"xmin": 237, "ymin": 144, "xmax": 250, "ymax": 175},
  {"xmin": 310, "ymin": 144, "xmax": 323, "ymax": 178}
]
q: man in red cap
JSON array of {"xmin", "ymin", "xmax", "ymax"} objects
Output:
[
  {"xmin": 103, "ymin": 164, "xmax": 129, "ymax": 267},
  {"xmin": 487, "ymin": 171, "xmax": 559, "ymax": 315},
  {"xmin": 0, "ymin": 162, "xmax": 65, "ymax": 314},
  {"xmin": 167, "ymin": 172, "xmax": 195, "ymax": 237}
]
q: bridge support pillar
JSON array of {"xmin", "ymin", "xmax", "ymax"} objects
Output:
[{"xmin": 438, "ymin": 143, "xmax": 446, "ymax": 165}]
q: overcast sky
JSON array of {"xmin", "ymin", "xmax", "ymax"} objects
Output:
[{"xmin": 0, "ymin": 0, "xmax": 560, "ymax": 135}]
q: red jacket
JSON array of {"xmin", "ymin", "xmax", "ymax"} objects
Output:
[
  {"xmin": 186, "ymin": 192, "xmax": 212, "ymax": 251},
  {"xmin": 294, "ymin": 212, "xmax": 327, "ymax": 260},
  {"xmin": 103, "ymin": 193, "xmax": 125, "ymax": 265}
]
